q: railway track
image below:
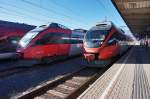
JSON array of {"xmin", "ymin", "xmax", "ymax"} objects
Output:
[
  {"xmin": 0, "ymin": 67, "xmax": 29, "ymax": 78},
  {"xmin": 14, "ymin": 48, "xmax": 132, "ymax": 99},
  {"xmin": 0, "ymin": 55, "xmax": 82, "ymax": 79},
  {"xmin": 15, "ymin": 67, "xmax": 108, "ymax": 99},
  {"xmin": 0, "ymin": 66, "xmax": 47, "ymax": 79}
]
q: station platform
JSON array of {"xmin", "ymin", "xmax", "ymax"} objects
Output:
[{"xmin": 78, "ymin": 46, "xmax": 150, "ymax": 99}]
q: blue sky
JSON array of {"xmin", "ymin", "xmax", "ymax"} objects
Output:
[{"xmin": 0, "ymin": 0, "xmax": 128, "ymax": 30}]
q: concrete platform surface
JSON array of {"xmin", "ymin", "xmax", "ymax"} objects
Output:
[{"xmin": 78, "ymin": 46, "xmax": 150, "ymax": 99}]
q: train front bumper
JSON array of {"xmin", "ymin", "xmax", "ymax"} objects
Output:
[{"xmin": 84, "ymin": 53, "xmax": 95, "ymax": 62}]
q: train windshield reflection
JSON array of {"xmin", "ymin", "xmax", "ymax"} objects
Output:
[
  {"xmin": 85, "ymin": 30, "xmax": 107, "ymax": 41},
  {"xmin": 19, "ymin": 26, "xmax": 47, "ymax": 48},
  {"xmin": 84, "ymin": 30, "xmax": 108, "ymax": 48}
]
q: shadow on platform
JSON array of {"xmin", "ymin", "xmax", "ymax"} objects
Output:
[{"xmin": 116, "ymin": 45, "xmax": 150, "ymax": 64}]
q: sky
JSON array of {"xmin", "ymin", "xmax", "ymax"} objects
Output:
[{"xmin": 0, "ymin": 0, "xmax": 129, "ymax": 31}]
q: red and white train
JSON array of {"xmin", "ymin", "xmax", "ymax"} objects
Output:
[
  {"xmin": 16, "ymin": 23, "xmax": 84, "ymax": 64},
  {"xmin": 83, "ymin": 21, "xmax": 132, "ymax": 66},
  {"xmin": 0, "ymin": 22, "xmax": 35, "ymax": 53}
]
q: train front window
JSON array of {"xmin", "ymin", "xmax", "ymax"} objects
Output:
[
  {"xmin": 19, "ymin": 26, "xmax": 48, "ymax": 48},
  {"xmin": 19, "ymin": 31, "xmax": 39, "ymax": 47},
  {"xmin": 84, "ymin": 30, "xmax": 108, "ymax": 48}
]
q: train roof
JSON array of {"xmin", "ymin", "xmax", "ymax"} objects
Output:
[
  {"xmin": 0, "ymin": 20, "xmax": 35, "ymax": 30},
  {"xmin": 29, "ymin": 23, "xmax": 70, "ymax": 33},
  {"xmin": 39, "ymin": 22, "xmax": 69, "ymax": 30},
  {"xmin": 90, "ymin": 21, "xmax": 113, "ymax": 31},
  {"xmin": 73, "ymin": 29, "xmax": 87, "ymax": 33}
]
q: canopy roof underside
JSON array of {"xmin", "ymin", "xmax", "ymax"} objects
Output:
[{"xmin": 112, "ymin": 0, "xmax": 150, "ymax": 34}]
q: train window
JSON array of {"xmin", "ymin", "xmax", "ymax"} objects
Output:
[
  {"xmin": 70, "ymin": 34, "xmax": 83, "ymax": 44},
  {"xmin": 69, "ymin": 39, "xmax": 83, "ymax": 44},
  {"xmin": 38, "ymin": 32, "xmax": 70, "ymax": 44},
  {"xmin": 108, "ymin": 33, "xmax": 119, "ymax": 43},
  {"xmin": 85, "ymin": 30, "xmax": 108, "ymax": 42},
  {"xmin": 62, "ymin": 34, "xmax": 83, "ymax": 44},
  {"xmin": 60, "ymin": 33, "xmax": 70, "ymax": 43},
  {"xmin": 113, "ymin": 32, "xmax": 120, "ymax": 40},
  {"xmin": 108, "ymin": 38, "xmax": 118, "ymax": 45},
  {"xmin": 73, "ymin": 29, "xmax": 87, "ymax": 33},
  {"xmin": 19, "ymin": 30, "xmax": 40, "ymax": 47},
  {"xmin": 35, "ymin": 39, "xmax": 43, "ymax": 45},
  {"xmin": 111, "ymin": 32, "xmax": 125, "ymax": 41},
  {"xmin": 35, "ymin": 32, "xmax": 83, "ymax": 45}
]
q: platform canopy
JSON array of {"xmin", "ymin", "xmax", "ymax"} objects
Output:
[{"xmin": 112, "ymin": 0, "xmax": 150, "ymax": 35}]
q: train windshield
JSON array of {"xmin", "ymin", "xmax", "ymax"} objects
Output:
[
  {"xmin": 84, "ymin": 30, "xmax": 108, "ymax": 48},
  {"xmin": 19, "ymin": 26, "xmax": 47, "ymax": 47}
]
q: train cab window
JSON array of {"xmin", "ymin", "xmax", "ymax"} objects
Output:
[
  {"xmin": 85, "ymin": 30, "xmax": 108, "ymax": 42},
  {"xmin": 84, "ymin": 30, "xmax": 108, "ymax": 48}
]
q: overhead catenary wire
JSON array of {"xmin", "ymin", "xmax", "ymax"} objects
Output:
[
  {"xmin": 96, "ymin": 0, "xmax": 120, "ymax": 23},
  {"xmin": 50, "ymin": 0, "xmax": 89, "ymax": 25},
  {"xmin": 98, "ymin": 0, "xmax": 129, "ymax": 29},
  {"xmin": 21, "ymin": 0, "xmax": 87, "ymax": 27},
  {"xmin": 0, "ymin": 1, "xmax": 51, "ymax": 20},
  {"xmin": 96, "ymin": 0, "xmax": 131, "ymax": 35},
  {"xmin": 0, "ymin": 9, "xmax": 44, "ymax": 26},
  {"xmin": 0, "ymin": 8, "xmax": 74, "ymax": 29},
  {"xmin": 0, "ymin": 6, "xmax": 47, "ymax": 23},
  {"xmin": 0, "ymin": 1, "xmax": 85, "ymax": 28},
  {"xmin": 21, "ymin": 0, "xmax": 71, "ymax": 18},
  {"xmin": 51, "ymin": 0, "xmax": 79, "ymax": 16}
]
